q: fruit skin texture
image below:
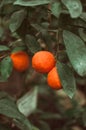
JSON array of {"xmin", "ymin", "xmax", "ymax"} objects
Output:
[
  {"xmin": 10, "ymin": 51, "xmax": 29, "ymax": 72},
  {"xmin": 32, "ymin": 51, "xmax": 56, "ymax": 73},
  {"xmin": 47, "ymin": 67, "xmax": 62, "ymax": 90}
]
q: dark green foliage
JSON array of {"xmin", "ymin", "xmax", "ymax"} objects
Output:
[
  {"xmin": 61, "ymin": 0, "xmax": 82, "ymax": 18},
  {"xmin": 14, "ymin": 0, "xmax": 51, "ymax": 6},
  {"xmin": 57, "ymin": 62, "xmax": 76, "ymax": 98},
  {"xmin": 0, "ymin": 91, "xmax": 39, "ymax": 130},
  {"xmin": 0, "ymin": 0, "xmax": 86, "ymax": 130},
  {"xmin": 63, "ymin": 30, "xmax": 86, "ymax": 76},
  {"xmin": 9, "ymin": 9, "xmax": 27, "ymax": 32},
  {"xmin": 0, "ymin": 45, "xmax": 10, "ymax": 51},
  {"xmin": 0, "ymin": 56, "xmax": 13, "ymax": 80},
  {"xmin": 25, "ymin": 34, "xmax": 41, "ymax": 53}
]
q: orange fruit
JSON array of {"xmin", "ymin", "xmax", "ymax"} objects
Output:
[
  {"xmin": 47, "ymin": 67, "xmax": 62, "ymax": 90},
  {"xmin": 32, "ymin": 51, "xmax": 56, "ymax": 73},
  {"xmin": 10, "ymin": 51, "xmax": 29, "ymax": 72}
]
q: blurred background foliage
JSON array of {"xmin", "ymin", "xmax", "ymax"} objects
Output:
[{"xmin": 0, "ymin": 0, "xmax": 86, "ymax": 130}]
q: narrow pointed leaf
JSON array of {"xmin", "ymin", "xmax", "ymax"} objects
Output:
[
  {"xmin": 57, "ymin": 62, "xmax": 76, "ymax": 98},
  {"xmin": 14, "ymin": 0, "xmax": 51, "ymax": 6},
  {"xmin": 63, "ymin": 30, "xmax": 86, "ymax": 76}
]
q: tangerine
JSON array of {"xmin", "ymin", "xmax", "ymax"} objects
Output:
[
  {"xmin": 10, "ymin": 51, "xmax": 29, "ymax": 72},
  {"xmin": 32, "ymin": 51, "xmax": 56, "ymax": 73},
  {"xmin": 47, "ymin": 67, "xmax": 62, "ymax": 90}
]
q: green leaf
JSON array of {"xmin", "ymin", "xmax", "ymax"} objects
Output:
[
  {"xmin": 13, "ymin": 118, "xmax": 33, "ymax": 130},
  {"xmin": 0, "ymin": 56, "xmax": 13, "ymax": 80},
  {"xmin": 17, "ymin": 87, "xmax": 38, "ymax": 116},
  {"xmin": 61, "ymin": 0, "xmax": 82, "ymax": 18},
  {"xmin": 0, "ymin": 45, "xmax": 10, "ymax": 51},
  {"xmin": 0, "ymin": 92, "xmax": 36, "ymax": 130},
  {"xmin": 0, "ymin": 0, "xmax": 14, "ymax": 8},
  {"xmin": 57, "ymin": 62, "xmax": 76, "ymax": 98},
  {"xmin": 25, "ymin": 34, "xmax": 41, "ymax": 54},
  {"xmin": 0, "ymin": 93, "xmax": 21, "ymax": 119},
  {"xmin": 51, "ymin": 1, "xmax": 62, "ymax": 18},
  {"xmin": 9, "ymin": 9, "xmax": 26, "ymax": 32},
  {"xmin": 0, "ymin": 0, "xmax": 15, "ymax": 6},
  {"xmin": 14, "ymin": 0, "xmax": 51, "ymax": 6},
  {"xmin": 0, "ymin": 99, "xmax": 19, "ymax": 118},
  {"xmin": 1, "ymin": 0, "xmax": 14, "ymax": 4},
  {"xmin": 12, "ymin": 46, "xmax": 26, "ymax": 53},
  {"xmin": 78, "ymin": 28, "xmax": 86, "ymax": 42},
  {"xmin": 63, "ymin": 30, "xmax": 86, "ymax": 76},
  {"xmin": 80, "ymin": 12, "xmax": 86, "ymax": 22},
  {"xmin": 32, "ymin": 23, "xmax": 49, "ymax": 32}
]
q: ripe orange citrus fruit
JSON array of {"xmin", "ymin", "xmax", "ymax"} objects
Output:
[
  {"xmin": 10, "ymin": 51, "xmax": 29, "ymax": 72},
  {"xmin": 32, "ymin": 51, "xmax": 56, "ymax": 73},
  {"xmin": 47, "ymin": 67, "xmax": 62, "ymax": 90}
]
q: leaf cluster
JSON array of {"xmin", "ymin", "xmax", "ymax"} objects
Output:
[{"xmin": 0, "ymin": 0, "xmax": 86, "ymax": 130}]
